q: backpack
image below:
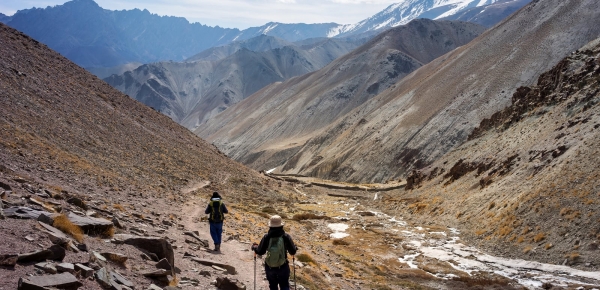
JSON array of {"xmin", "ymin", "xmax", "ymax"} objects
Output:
[
  {"xmin": 265, "ymin": 236, "xmax": 286, "ymax": 267},
  {"xmin": 209, "ymin": 200, "xmax": 224, "ymax": 222}
]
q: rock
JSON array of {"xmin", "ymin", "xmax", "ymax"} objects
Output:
[
  {"xmin": 0, "ymin": 254, "xmax": 18, "ymax": 267},
  {"xmin": 76, "ymin": 243, "xmax": 88, "ymax": 252},
  {"xmin": 35, "ymin": 262, "xmax": 58, "ymax": 274},
  {"xmin": 183, "ymin": 231, "xmax": 209, "ymax": 247},
  {"xmin": 101, "ymin": 252, "xmax": 128, "ymax": 264},
  {"xmin": 112, "ymin": 217, "xmax": 125, "ymax": 229},
  {"xmin": 92, "ymin": 251, "xmax": 107, "ymax": 263},
  {"xmin": 75, "ymin": 263, "xmax": 94, "ymax": 278},
  {"xmin": 18, "ymin": 273, "xmax": 82, "ymax": 289},
  {"xmin": 0, "ymin": 181, "xmax": 11, "ymax": 191},
  {"xmin": 111, "ymin": 271, "xmax": 134, "ymax": 289},
  {"xmin": 38, "ymin": 221, "xmax": 70, "ymax": 245},
  {"xmin": 162, "ymin": 220, "xmax": 173, "ymax": 226},
  {"xmin": 18, "ymin": 245, "xmax": 65, "ymax": 263},
  {"xmin": 357, "ymin": 211, "xmax": 376, "ymax": 216},
  {"xmin": 4, "ymin": 206, "xmax": 46, "ymax": 219},
  {"xmin": 199, "ymin": 270, "xmax": 211, "ymax": 277},
  {"xmin": 66, "ymin": 197, "xmax": 88, "ymax": 210},
  {"xmin": 37, "ymin": 212, "xmax": 58, "ymax": 225},
  {"xmin": 67, "ymin": 212, "xmax": 113, "ymax": 234},
  {"xmin": 119, "ymin": 235, "xmax": 174, "ymax": 271},
  {"xmin": 95, "ymin": 267, "xmax": 113, "ymax": 288},
  {"xmin": 143, "ymin": 269, "xmax": 170, "ymax": 277},
  {"xmin": 56, "ymin": 262, "xmax": 75, "ymax": 273},
  {"xmin": 156, "ymin": 258, "xmax": 172, "ymax": 271},
  {"xmin": 294, "ymin": 260, "xmax": 304, "ymax": 268},
  {"xmin": 216, "ymin": 276, "xmax": 246, "ymax": 290},
  {"xmin": 186, "ymin": 257, "xmax": 236, "ymax": 275},
  {"xmin": 0, "ymin": 200, "xmax": 4, "ymax": 219},
  {"xmin": 148, "ymin": 285, "xmax": 163, "ymax": 290}
]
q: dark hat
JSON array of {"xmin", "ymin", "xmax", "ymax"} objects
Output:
[{"xmin": 211, "ymin": 192, "xmax": 221, "ymax": 199}]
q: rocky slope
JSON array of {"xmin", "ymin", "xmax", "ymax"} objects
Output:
[
  {"xmin": 105, "ymin": 34, "xmax": 370, "ymax": 129},
  {"xmin": 205, "ymin": 0, "xmax": 600, "ymax": 183},
  {"xmin": 442, "ymin": 0, "xmax": 532, "ymax": 27},
  {"xmin": 196, "ymin": 19, "xmax": 485, "ymax": 172},
  {"xmin": 379, "ymin": 36, "xmax": 600, "ymax": 272}
]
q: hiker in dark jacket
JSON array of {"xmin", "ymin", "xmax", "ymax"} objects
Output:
[
  {"xmin": 205, "ymin": 191, "xmax": 228, "ymax": 252},
  {"xmin": 252, "ymin": 215, "xmax": 297, "ymax": 290}
]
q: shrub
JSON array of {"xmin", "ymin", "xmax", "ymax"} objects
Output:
[
  {"xmin": 544, "ymin": 243, "xmax": 554, "ymax": 250},
  {"xmin": 112, "ymin": 204, "xmax": 125, "ymax": 211},
  {"xmin": 523, "ymin": 246, "xmax": 533, "ymax": 254},
  {"xmin": 53, "ymin": 214, "xmax": 84, "ymax": 242},
  {"xmin": 296, "ymin": 253, "xmax": 316, "ymax": 264},
  {"xmin": 292, "ymin": 213, "xmax": 329, "ymax": 221},
  {"xmin": 533, "ymin": 233, "xmax": 546, "ymax": 242},
  {"xmin": 332, "ymin": 239, "xmax": 349, "ymax": 246}
]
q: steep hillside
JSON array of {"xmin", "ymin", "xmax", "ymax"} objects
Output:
[
  {"xmin": 185, "ymin": 34, "xmax": 295, "ymax": 62},
  {"xmin": 223, "ymin": 0, "xmax": 600, "ymax": 183},
  {"xmin": 198, "ymin": 19, "xmax": 486, "ymax": 170},
  {"xmin": 380, "ymin": 37, "xmax": 600, "ymax": 269},
  {"xmin": 105, "ymin": 35, "xmax": 370, "ymax": 129},
  {"xmin": 442, "ymin": 0, "xmax": 531, "ymax": 27}
]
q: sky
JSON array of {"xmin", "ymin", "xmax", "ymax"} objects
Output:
[{"xmin": 0, "ymin": 0, "xmax": 402, "ymax": 29}]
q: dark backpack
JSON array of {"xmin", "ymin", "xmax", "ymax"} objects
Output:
[
  {"xmin": 209, "ymin": 200, "xmax": 224, "ymax": 222},
  {"xmin": 265, "ymin": 236, "xmax": 286, "ymax": 267}
]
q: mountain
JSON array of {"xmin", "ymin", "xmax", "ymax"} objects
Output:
[
  {"xmin": 383, "ymin": 36, "xmax": 600, "ymax": 268},
  {"xmin": 442, "ymin": 0, "xmax": 532, "ymax": 27},
  {"xmin": 197, "ymin": 19, "xmax": 486, "ymax": 168},
  {"xmin": 200, "ymin": 0, "xmax": 600, "ymax": 183},
  {"xmin": 0, "ymin": 12, "xmax": 11, "ymax": 23},
  {"xmin": 104, "ymin": 34, "xmax": 371, "ymax": 129},
  {"xmin": 3, "ymin": 0, "xmax": 529, "ymax": 69},
  {"xmin": 86, "ymin": 62, "xmax": 143, "ymax": 79},
  {"xmin": 330, "ymin": 0, "xmax": 531, "ymax": 37}
]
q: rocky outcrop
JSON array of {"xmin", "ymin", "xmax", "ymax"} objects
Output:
[{"xmin": 18, "ymin": 273, "xmax": 82, "ymax": 290}]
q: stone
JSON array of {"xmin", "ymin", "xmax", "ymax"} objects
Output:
[
  {"xmin": 111, "ymin": 271, "xmax": 134, "ymax": 289},
  {"xmin": 76, "ymin": 243, "xmax": 88, "ymax": 252},
  {"xmin": 18, "ymin": 245, "xmax": 65, "ymax": 263},
  {"xmin": 216, "ymin": 276, "xmax": 246, "ymax": 290},
  {"xmin": 0, "ymin": 254, "xmax": 18, "ymax": 267},
  {"xmin": 148, "ymin": 284, "xmax": 163, "ymax": 290},
  {"xmin": 4, "ymin": 206, "xmax": 46, "ymax": 219},
  {"xmin": 67, "ymin": 212, "xmax": 113, "ymax": 234},
  {"xmin": 95, "ymin": 267, "xmax": 113, "ymax": 289},
  {"xmin": 156, "ymin": 258, "xmax": 172, "ymax": 271},
  {"xmin": 66, "ymin": 197, "xmax": 88, "ymax": 210},
  {"xmin": 199, "ymin": 270, "xmax": 211, "ymax": 277},
  {"xmin": 92, "ymin": 251, "xmax": 107, "ymax": 263},
  {"xmin": 0, "ymin": 200, "xmax": 4, "ymax": 220},
  {"xmin": 119, "ymin": 235, "xmax": 174, "ymax": 271},
  {"xmin": 35, "ymin": 262, "xmax": 58, "ymax": 274},
  {"xmin": 56, "ymin": 263, "xmax": 75, "ymax": 273},
  {"xmin": 112, "ymin": 217, "xmax": 125, "ymax": 229},
  {"xmin": 0, "ymin": 181, "xmax": 11, "ymax": 191},
  {"xmin": 74, "ymin": 263, "xmax": 94, "ymax": 278},
  {"xmin": 142, "ymin": 269, "xmax": 170, "ymax": 277},
  {"xmin": 186, "ymin": 257, "xmax": 236, "ymax": 275},
  {"xmin": 37, "ymin": 212, "xmax": 58, "ymax": 225},
  {"xmin": 38, "ymin": 221, "xmax": 70, "ymax": 245},
  {"xmin": 212, "ymin": 265, "xmax": 227, "ymax": 272},
  {"xmin": 101, "ymin": 252, "xmax": 128, "ymax": 264},
  {"xmin": 183, "ymin": 231, "xmax": 209, "ymax": 247},
  {"xmin": 18, "ymin": 273, "xmax": 82, "ymax": 289}
]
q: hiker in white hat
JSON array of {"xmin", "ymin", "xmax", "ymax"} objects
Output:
[{"xmin": 252, "ymin": 215, "xmax": 298, "ymax": 290}]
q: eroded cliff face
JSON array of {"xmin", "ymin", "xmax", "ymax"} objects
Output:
[{"xmin": 381, "ymin": 38, "xmax": 600, "ymax": 268}]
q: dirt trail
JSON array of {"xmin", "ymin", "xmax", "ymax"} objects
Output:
[{"xmin": 181, "ymin": 197, "xmax": 270, "ymax": 290}]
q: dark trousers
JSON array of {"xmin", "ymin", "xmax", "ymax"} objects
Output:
[
  {"xmin": 209, "ymin": 222, "xmax": 223, "ymax": 245},
  {"xmin": 265, "ymin": 263, "xmax": 290, "ymax": 290}
]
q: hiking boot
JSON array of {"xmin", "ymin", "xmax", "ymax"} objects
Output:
[{"xmin": 215, "ymin": 244, "xmax": 220, "ymax": 252}]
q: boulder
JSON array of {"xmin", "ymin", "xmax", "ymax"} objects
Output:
[
  {"xmin": 216, "ymin": 276, "xmax": 247, "ymax": 290},
  {"xmin": 120, "ymin": 235, "xmax": 174, "ymax": 271},
  {"xmin": 34, "ymin": 262, "xmax": 57, "ymax": 274},
  {"xmin": 18, "ymin": 273, "xmax": 82, "ymax": 290},
  {"xmin": 67, "ymin": 212, "xmax": 113, "ymax": 234},
  {"xmin": 18, "ymin": 245, "xmax": 65, "ymax": 263},
  {"xmin": 0, "ymin": 254, "xmax": 18, "ymax": 267},
  {"xmin": 74, "ymin": 263, "xmax": 94, "ymax": 278},
  {"xmin": 4, "ymin": 206, "xmax": 46, "ymax": 219},
  {"xmin": 56, "ymin": 263, "xmax": 75, "ymax": 274}
]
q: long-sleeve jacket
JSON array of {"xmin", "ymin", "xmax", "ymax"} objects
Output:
[
  {"xmin": 253, "ymin": 227, "xmax": 297, "ymax": 259},
  {"xmin": 204, "ymin": 198, "xmax": 228, "ymax": 222}
]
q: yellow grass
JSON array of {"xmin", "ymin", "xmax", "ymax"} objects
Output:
[{"xmin": 53, "ymin": 214, "xmax": 84, "ymax": 242}]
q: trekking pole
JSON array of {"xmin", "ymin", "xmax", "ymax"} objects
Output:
[
  {"xmin": 254, "ymin": 252, "xmax": 257, "ymax": 290},
  {"xmin": 293, "ymin": 255, "xmax": 297, "ymax": 290}
]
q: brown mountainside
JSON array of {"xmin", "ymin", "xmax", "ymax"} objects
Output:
[
  {"xmin": 222, "ymin": 0, "xmax": 600, "ymax": 183},
  {"xmin": 382, "ymin": 36, "xmax": 600, "ymax": 268},
  {"xmin": 198, "ymin": 19, "xmax": 486, "ymax": 171}
]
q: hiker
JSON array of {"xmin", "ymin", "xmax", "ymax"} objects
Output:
[
  {"xmin": 205, "ymin": 191, "xmax": 228, "ymax": 252},
  {"xmin": 252, "ymin": 215, "xmax": 298, "ymax": 290}
]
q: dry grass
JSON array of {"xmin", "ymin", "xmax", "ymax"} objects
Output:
[
  {"xmin": 53, "ymin": 214, "xmax": 84, "ymax": 242},
  {"xmin": 112, "ymin": 203, "xmax": 126, "ymax": 211},
  {"xmin": 533, "ymin": 232, "xmax": 546, "ymax": 242},
  {"xmin": 332, "ymin": 239, "xmax": 349, "ymax": 246},
  {"xmin": 102, "ymin": 226, "xmax": 115, "ymax": 238},
  {"xmin": 523, "ymin": 245, "xmax": 533, "ymax": 254},
  {"xmin": 295, "ymin": 252, "xmax": 316, "ymax": 264},
  {"xmin": 544, "ymin": 243, "xmax": 554, "ymax": 250},
  {"xmin": 565, "ymin": 252, "xmax": 580, "ymax": 262}
]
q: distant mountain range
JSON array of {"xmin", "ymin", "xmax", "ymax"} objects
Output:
[
  {"xmin": 104, "ymin": 34, "xmax": 372, "ymax": 128},
  {"xmin": 1, "ymin": 0, "xmax": 530, "ymax": 68}
]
